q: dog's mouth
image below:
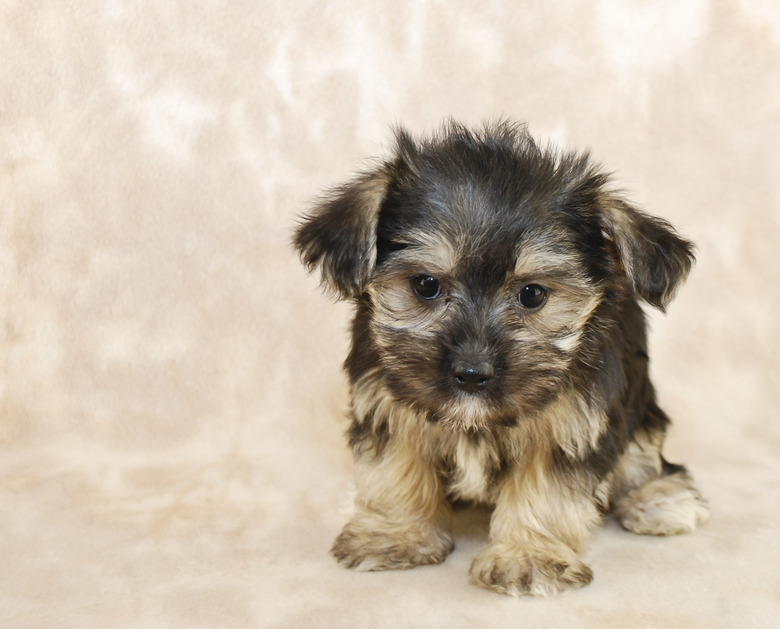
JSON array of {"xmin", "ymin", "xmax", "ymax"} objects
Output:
[
  {"xmin": 429, "ymin": 410, "xmax": 518, "ymax": 433},
  {"xmin": 413, "ymin": 391, "xmax": 518, "ymax": 432}
]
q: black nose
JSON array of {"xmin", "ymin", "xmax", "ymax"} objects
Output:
[{"xmin": 452, "ymin": 360, "xmax": 494, "ymax": 393}]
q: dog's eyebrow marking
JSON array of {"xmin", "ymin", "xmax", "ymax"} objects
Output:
[
  {"xmin": 392, "ymin": 228, "xmax": 458, "ymax": 276},
  {"xmin": 513, "ymin": 236, "xmax": 585, "ymax": 280}
]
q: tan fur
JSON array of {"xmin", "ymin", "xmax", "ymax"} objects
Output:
[
  {"xmin": 470, "ymin": 444, "xmax": 600, "ymax": 596},
  {"xmin": 332, "ymin": 403, "xmax": 454, "ymax": 570},
  {"xmin": 401, "ymin": 228, "xmax": 459, "ymax": 273},
  {"xmin": 610, "ymin": 429, "xmax": 664, "ymax": 499},
  {"xmin": 616, "ymin": 471, "xmax": 710, "ymax": 536},
  {"xmin": 513, "ymin": 234, "xmax": 587, "ymax": 278},
  {"xmin": 367, "ymin": 277, "xmax": 445, "ymax": 338},
  {"xmin": 510, "ymin": 243, "xmax": 605, "ymax": 351},
  {"xmin": 347, "ymin": 367, "xmax": 610, "ymax": 593},
  {"xmin": 449, "ymin": 435, "xmax": 499, "ymax": 502},
  {"xmin": 546, "ymin": 389, "xmax": 609, "ymax": 460},
  {"xmin": 611, "ymin": 429, "xmax": 709, "ymax": 535},
  {"xmin": 470, "ymin": 539, "xmax": 594, "ymax": 597}
]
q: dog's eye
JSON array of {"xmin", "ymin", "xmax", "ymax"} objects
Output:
[
  {"xmin": 411, "ymin": 275, "xmax": 441, "ymax": 300},
  {"xmin": 518, "ymin": 284, "xmax": 547, "ymax": 309}
]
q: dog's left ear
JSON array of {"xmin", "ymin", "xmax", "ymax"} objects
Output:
[
  {"xmin": 599, "ymin": 196, "xmax": 695, "ymax": 312},
  {"xmin": 294, "ymin": 168, "xmax": 391, "ymax": 300}
]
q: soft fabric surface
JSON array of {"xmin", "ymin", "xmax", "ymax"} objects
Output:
[{"xmin": 2, "ymin": 2, "xmax": 779, "ymax": 627}]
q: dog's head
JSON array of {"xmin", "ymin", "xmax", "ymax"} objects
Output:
[{"xmin": 295, "ymin": 122, "xmax": 694, "ymax": 430}]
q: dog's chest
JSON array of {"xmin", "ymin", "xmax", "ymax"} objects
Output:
[{"xmin": 446, "ymin": 436, "xmax": 497, "ymax": 503}]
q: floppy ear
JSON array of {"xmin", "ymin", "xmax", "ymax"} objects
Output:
[
  {"xmin": 599, "ymin": 196, "xmax": 695, "ymax": 312},
  {"xmin": 293, "ymin": 168, "xmax": 391, "ymax": 300}
]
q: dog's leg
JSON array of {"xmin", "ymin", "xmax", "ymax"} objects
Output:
[
  {"xmin": 469, "ymin": 450, "xmax": 600, "ymax": 596},
  {"xmin": 612, "ymin": 428, "xmax": 709, "ymax": 535},
  {"xmin": 331, "ymin": 440, "xmax": 454, "ymax": 571}
]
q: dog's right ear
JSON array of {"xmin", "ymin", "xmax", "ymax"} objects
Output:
[
  {"xmin": 294, "ymin": 128, "xmax": 421, "ymax": 299},
  {"xmin": 293, "ymin": 167, "xmax": 392, "ymax": 300}
]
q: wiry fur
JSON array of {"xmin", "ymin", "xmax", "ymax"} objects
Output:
[{"xmin": 294, "ymin": 121, "xmax": 708, "ymax": 596}]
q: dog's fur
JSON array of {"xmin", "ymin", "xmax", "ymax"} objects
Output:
[{"xmin": 294, "ymin": 121, "xmax": 709, "ymax": 596}]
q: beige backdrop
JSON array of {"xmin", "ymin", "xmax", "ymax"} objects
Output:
[{"xmin": 2, "ymin": 2, "xmax": 779, "ymax": 628}]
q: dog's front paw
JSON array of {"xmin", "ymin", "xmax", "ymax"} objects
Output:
[
  {"xmin": 331, "ymin": 519, "xmax": 454, "ymax": 571},
  {"xmin": 469, "ymin": 542, "xmax": 593, "ymax": 597}
]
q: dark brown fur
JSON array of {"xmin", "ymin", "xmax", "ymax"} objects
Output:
[{"xmin": 294, "ymin": 121, "xmax": 708, "ymax": 596}]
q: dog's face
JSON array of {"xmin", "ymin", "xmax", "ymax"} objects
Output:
[{"xmin": 295, "ymin": 123, "xmax": 694, "ymax": 431}]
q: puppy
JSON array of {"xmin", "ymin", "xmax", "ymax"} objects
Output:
[{"xmin": 294, "ymin": 121, "xmax": 708, "ymax": 596}]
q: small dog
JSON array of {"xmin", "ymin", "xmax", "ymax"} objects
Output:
[{"xmin": 294, "ymin": 121, "xmax": 708, "ymax": 596}]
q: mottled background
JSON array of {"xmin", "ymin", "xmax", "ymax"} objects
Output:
[{"xmin": 1, "ymin": 2, "xmax": 779, "ymax": 627}]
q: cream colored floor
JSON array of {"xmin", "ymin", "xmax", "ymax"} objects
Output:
[{"xmin": 2, "ymin": 2, "xmax": 779, "ymax": 628}]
